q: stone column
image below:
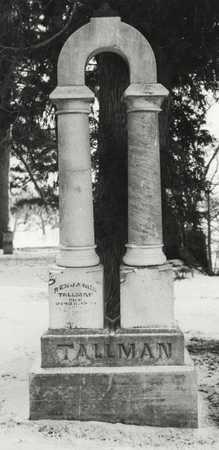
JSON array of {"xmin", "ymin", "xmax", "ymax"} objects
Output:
[
  {"xmin": 123, "ymin": 83, "xmax": 168, "ymax": 266},
  {"xmin": 50, "ymin": 86, "xmax": 99, "ymax": 267}
]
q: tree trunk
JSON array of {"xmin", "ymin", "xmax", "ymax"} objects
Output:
[
  {"xmin": 0, "ymin": 136, "xmax": 10, "ymax": 248},
  {"xmin": 94, "ymin": 53, "xmax": 129, "ymax": 324},
  {"xmin": 206, "ymin": 189, "xmax": 213, "ymax": 274},
  {"xmin": 0, "ymin": 57, "xmax": 15, "ymax": 249}
]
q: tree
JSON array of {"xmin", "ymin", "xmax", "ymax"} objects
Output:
[
  {"xmin": 0, "ymin": 1, "xmax": 76, "ymax": 234},
  {"xmin": 0, "ymin": 1, "xmax": 22, "ymax": 246},
  {"xmin": 0, "ymin": 0, "xmax": 218, "ymax": 318},
  {"xmin": 0, "ymin": 0, "xmax": 58, "ymax": 245},
  {"xmin": 203, "ymin": 143, "xmax": 219, "ymax": 273},
  {"xmin": 0, "ymin": 0, "xmax": 85, "ymax": 241},
  {"xmin": 93, "ymin": 53, "xmax": 129, "ymax": 322}
]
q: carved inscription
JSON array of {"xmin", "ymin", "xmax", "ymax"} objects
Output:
[
  {"xmin": 118, "ymin": 343, "xmax": 135, "ymax": 359},
  {"xmin": 50, "ymin": 274, "xmax": 101, "ymax": 328},
  {"xmin": 54, "ymin": 282, "xmax": 97, "ymax": 308},
  {"xmin": 49, "ymin": 266, "xmax": 104, "ymax": 329},
  {"xmin": 56, "ymin": 341, "xmax": 172, "ymax": 363}
]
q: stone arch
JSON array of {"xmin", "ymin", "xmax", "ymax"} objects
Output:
[
  {"xmin": 50, "ymin": 13, "xmax": 168, "ymax": 269},
  {"xmin": 57, "ymin": 16, "xmax": 157, "ymax": 85}
]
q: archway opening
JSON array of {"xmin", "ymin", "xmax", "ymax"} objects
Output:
[{"xmin": 85, "ymin": 52, "xmax": 130, "ymax": 327}]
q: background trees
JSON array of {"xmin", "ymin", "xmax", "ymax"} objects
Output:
[{"xmin": 0, "ymin": 0, "xmax": 218, "ymax": 313}]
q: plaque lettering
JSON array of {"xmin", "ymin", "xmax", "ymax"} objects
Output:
[
  {"xmin": 118, "ymin": 343, "xmax": 135, "ymax": 359},
  {"xmin": 56, "ymin": 340, "xmax": 174, "ymax": 364},
  {"xmin": 52, "ymin": 278, "xmax": 98, "ymax": 323},
  {"xmin": 157, "ymin": 343, "xmax": 172, "ymax": 359},
  {"xmin": 54, "ymin": 281, "xmax": 97, "ymax": 294},
  {"xmin": 105, "ymin": 343, "xmax": 115, "ymax": 358},
  {"xmin": 140, "ymin": 343, "xmax": 154, "ymax": 359},
  {"xmin": 76, "ymin": 343, "xmax": 88, "ymax": 358},
  {"xmin": 63, "ymin": 345, "xmax": 69, "ymax": 361},
  {"xmin": 94, "ymin": 343, "xmax": 103, "ymax": 359},
  {"xmin": 57, "ymin": 344, "xmax": 74, "ymax": 361}
]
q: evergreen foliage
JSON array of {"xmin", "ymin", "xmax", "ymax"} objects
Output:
[{"xmin": 0, "ymin": 1, "xmax": 218, "ymax": 283}]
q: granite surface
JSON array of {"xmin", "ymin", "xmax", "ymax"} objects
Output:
[
  {"xmin": 120, "ymin": 264, "xmax": 174, "ymax": 328},
  {"xmin": 57, "ymin": 17, "xmax": 156, "ymax": 85},
  {"xmin": 30, "ymin": 351, "xmax": 198, "ymax": 427},
  {"xmin": 41, "ymin": 328, "xmax": 184, "ymax": 367},
  {"xmin": 127, "ymin": 111, "xmax": 162, "ymax": 246}
]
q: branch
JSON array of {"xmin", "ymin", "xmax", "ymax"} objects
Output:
[
  {"xmin": 0, "ymin": 3, "xmax": 78, "ymax": 53},
  {"xmin": 16, "ymin": 148, "xmax": 48, "ymax": 207},
  {"xmin": 0, "ymin": 129, "xmax": 10, "ymax": 147},
  {"xmin": 209, "ymin": 155, "xmax": 219, "ymax": 184},
  {"xmin": 205, "ymin": 144, "xmax": 219, "ymax": 176}
]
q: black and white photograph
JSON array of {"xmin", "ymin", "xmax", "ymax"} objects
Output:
[{"xmin": 0, "ymin": 1, "xmax": 219, "ymax": 448}]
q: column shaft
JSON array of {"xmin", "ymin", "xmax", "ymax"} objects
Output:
[
  {"xmin": 58, "ymin": 111, "xmax": 94, "ymax": 247},
  {"xmin": 128, "ymin": 111, "xmax": 162, "ymax": 245},
  {"xmin": 50, "ymin": 86, "xmax": 99, "ymax": 267},
  {"xmin": 123, "ymin": 83, "xmax": 168, "ymax": 266}
]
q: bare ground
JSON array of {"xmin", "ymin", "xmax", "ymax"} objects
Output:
[{"xmin": 0, "ymin": 250, "xmax": 219, "ymax": 449}]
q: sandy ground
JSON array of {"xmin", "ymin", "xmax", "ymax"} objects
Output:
[{"xmin": 0, "ymin": 250, "xmax": 219, "ymax": 449}]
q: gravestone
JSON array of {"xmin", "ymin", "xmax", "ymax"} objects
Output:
[{"xmin": 29, "ymin": 8, "xmax": 198, "ymax": 427}]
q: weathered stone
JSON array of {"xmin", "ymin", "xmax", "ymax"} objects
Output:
[
  {"xmin": 50, "ymin": 86, "xmax": 99, "ymax": 268},
  {"xmin": 57, "ymin": 17, "xmax": 156, "ymax": 85},
  {"xmin": 49, "ymin": 265, "xmax": 104, "ymax": 329},
  {"xmin": 30, "ymin": 350, "xmax": 198, "ymax": 427},
  {"xmin": 120, "ymin": 264, "xmax": 175, "ymax": 328},
  {"xmin": 41, "ymin": 328, "xmax": 184, "ymax": 367},
  {"xmin": 123, "ymin": 84, "xmax": 168, "ymax": 267}
]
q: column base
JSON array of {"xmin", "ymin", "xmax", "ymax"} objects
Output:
[
  {"xmin": 29, "ymin": 350, "xmax": 198, "ymax": 427},
  {"xmin": 123, "ymin": 244, "xmax": 166, "ymax": 266},
  {"xmin": 57, "ymin": 246, "xmax": 99, "ymax": 267}
]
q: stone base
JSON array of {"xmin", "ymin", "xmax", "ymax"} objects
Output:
[
  {"xmin": 29, "ymin": 350, "xmax": 198, "ymax": 427},
  {"xmin": 41, "ymin": 327, "xmax": 184, "ymax": 367},
  {"xmin": 120, "ymin": 264, "xmax": 174, "ymax": 328}
]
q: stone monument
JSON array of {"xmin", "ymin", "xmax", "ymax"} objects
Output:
[{"xmin": 29, "ymin": 7, "xmax": 198, "ymax": 427}]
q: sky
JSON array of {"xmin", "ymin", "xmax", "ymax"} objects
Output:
[{"xmin": 206, "ymin": 96, "xmax": 219, "ymax": 140}]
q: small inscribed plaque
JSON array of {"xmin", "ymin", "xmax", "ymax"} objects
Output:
[{"xmin": 49, "ymin": 266, "xmax": 103, "ymax": 329}]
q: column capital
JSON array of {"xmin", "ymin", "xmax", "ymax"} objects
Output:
[
  {"xmin": 50, "ymin": 85, "xmax": 94, "ymax": 114},
  {"xmin": 124, "ymin": 83, "xmax": 168, "ymax": 112}
]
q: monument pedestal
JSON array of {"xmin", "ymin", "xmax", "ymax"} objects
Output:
[
  {"xmin": 29, "ymin": 262, "xmax": 198, "ymax": 427},
  {"xmin": 40, "ymin": 327, "xmax": 184, "ymax": 367},
  {"xmin": 30, "ymin": 326, "xmax": 198, "ymax": 427},
  {"xmin": 30, "ymin": 350, "xmax": 197, "ymax": 427}
]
